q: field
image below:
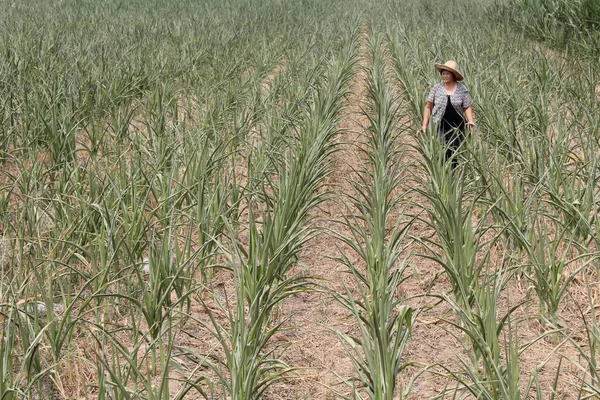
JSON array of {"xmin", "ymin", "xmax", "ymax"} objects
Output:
[{"xmin": 1, "ymin": 0, "xmax": 600, "ymax": 398}]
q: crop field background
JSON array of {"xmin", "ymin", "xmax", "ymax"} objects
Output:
[{"xmin": 0, "ymin": 0, "xmax": 599, "ymax": 398}]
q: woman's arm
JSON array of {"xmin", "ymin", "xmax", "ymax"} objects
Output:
[
  {"xmin": 464, "ymin": 106, "xmax": 475, "ymax": 126},
  {"xmin": 422, "ymin": 101, "xmax": 433, "ymax": 131}
]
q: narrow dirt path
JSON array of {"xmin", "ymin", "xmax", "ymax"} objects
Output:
[
  {"xmin": 269, "ymin": 30, "xmax": 371, "ymax": 400},
  {"xmin": 394, "ymin": 128, "xmax": 464, "ymax": 398}
]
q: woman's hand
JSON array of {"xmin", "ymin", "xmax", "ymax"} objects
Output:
[
  {"xmin": 464, "ymin": 107, "xmax": 475, "ymax": 131},
  {"xmin": 466, "ymin": 121, "xmax": 476, "ymax": 133}
]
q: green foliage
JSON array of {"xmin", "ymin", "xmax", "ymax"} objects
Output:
[
  {"xmin": 0, "ymin": 0, "xmax": 599, "ymax": 398},
  {"xmin": 498, "ymin": 0, "xmax": 600, "ymax": 56}
]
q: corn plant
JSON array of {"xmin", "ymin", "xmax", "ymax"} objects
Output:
[
  {"xmin": 433, "ymin": 249, "xmax": 563, "ymax": 400},
  {"xmin": 412, "ymin": 131, "xmax": 489, "ymax": 314},
  {"xmin": 0, "ymin": 302, "xmax": 20, "ymax": 400},
  {"xmin": 524, "ymin": 217, "xmax": 596, "ymax": 328},
  {"xmin": 89, "ymin": 294, "xmax": 207, "ymax": 400},
  {"xmin": 543, "ymin": 143, "xmax": 598, "ymax": 243},
  {"xmin": 569, "ymin": 273, "xmax": 600, "ymax": 398}
]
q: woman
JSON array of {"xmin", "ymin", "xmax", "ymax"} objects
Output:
[{"xmin": 420, "ymin": 60, "xmax": 475, "ymax": 170}]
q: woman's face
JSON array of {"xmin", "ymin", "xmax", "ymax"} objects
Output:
[{"xmin": 441, "ymin": 70, "xmax": 455, "ymax": 83}]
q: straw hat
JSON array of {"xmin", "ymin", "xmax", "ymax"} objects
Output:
[{"xmin": 434, "ymin": 60, "xmax": 463, "ymax": 81}]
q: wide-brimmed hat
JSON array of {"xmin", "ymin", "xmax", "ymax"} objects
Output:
[{"xmin": 434, "ymin": 60, "xmax": 463, "ymax": 81}]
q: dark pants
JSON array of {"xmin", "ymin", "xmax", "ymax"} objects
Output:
[{"xmin": 439, "ymin": 123, "xmax": 464, "ymax": 170}]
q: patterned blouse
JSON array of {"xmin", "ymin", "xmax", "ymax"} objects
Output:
[{"xmin": 426, "ymin": 82, "xmax": 472, "ymax": 124}]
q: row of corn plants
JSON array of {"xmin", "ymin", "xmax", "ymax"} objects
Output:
[
  {"xmin": 390, "ymin": 39, "xmax": 537, "ymax": 399},
  {"xmin": 192, "ymin": 27, "xmax": 360, "ymax": 399},
  {"xmin": 334, "ymin": 33, "xmax": 415, "ymax": 400}
]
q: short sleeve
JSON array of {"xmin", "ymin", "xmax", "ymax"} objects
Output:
[
  {"xmin": 461, "ymin": 85, "xmax": 472, "ymax": 108},
  {"xmin": 427, "ymin": 85, "xmax": 436, "ymax": 103}
]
